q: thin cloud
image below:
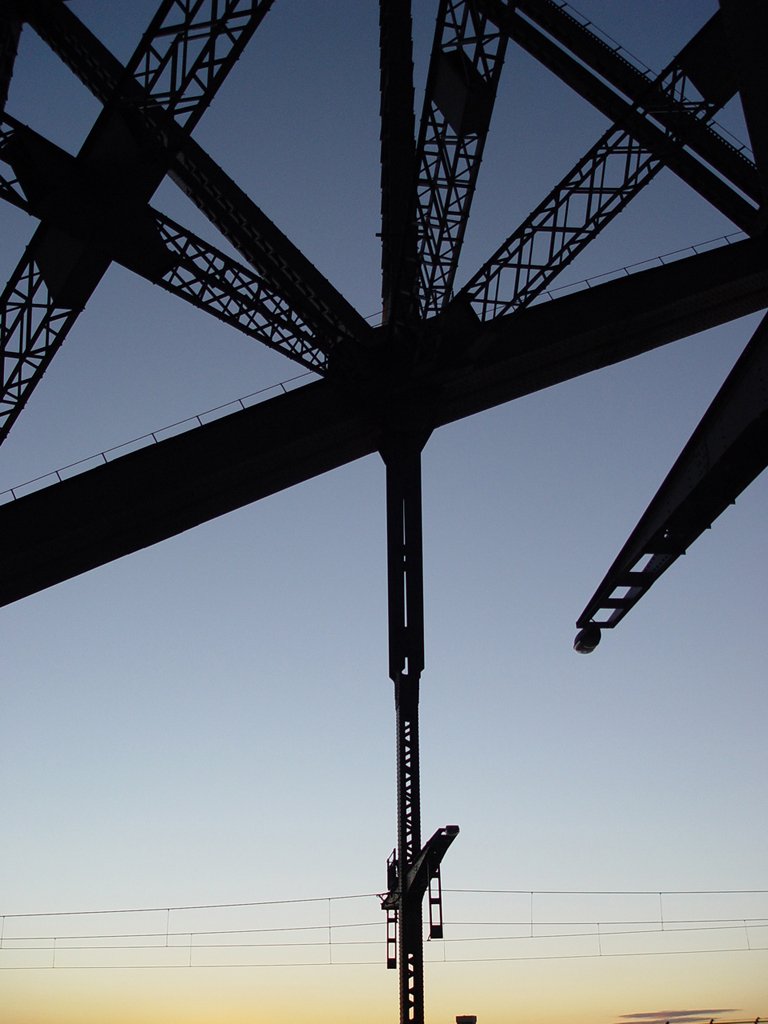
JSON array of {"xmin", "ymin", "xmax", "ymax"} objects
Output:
[{"xmin": 619, "ymin": 1011, "xmax": 739, "ymax": 1022}]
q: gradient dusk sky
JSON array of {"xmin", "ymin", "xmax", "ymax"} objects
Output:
[{"xmin": 1, "ymin": 2, "xmax": 766, "ymax": 1023}]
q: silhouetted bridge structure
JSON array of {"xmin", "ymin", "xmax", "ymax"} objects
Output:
[{"xmin": 2, "ymin": 2, "xmax": 767, "ymax": 1021}]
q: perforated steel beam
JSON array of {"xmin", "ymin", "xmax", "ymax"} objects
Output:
[{"xmin": 576, "ymin": 309, "xmax": 768, "ymax": 636}]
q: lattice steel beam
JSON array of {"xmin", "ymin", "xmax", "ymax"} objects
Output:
[
  {"xmin": 457, "ymin": 125, "xmax": 662, "ymax": 321},
  {"xmin": 0, "ymin": 1, "xmax": 334, "ymax": 441},
  {"xmin": 483, "ymin": 3, "xmax": 757, "ymax": 226},
  {"xmin": 125, "ymin": 0, "xmax": 274, "ymax": 132},
  {"xmin": 0, "ymin": 116, "xmax": 327, "ymax": 372},
  {"xmin": 0, "ymin": 205, "xmax": 327, "ymax": 383},
  {"xmin": 456, "ymin": 10, "xmax": 756, "ymax": 322},
  {"xmin": 0, "ymin": 118, "xmax": 28, "ymax": 211},
  {"xmin": 0, "ymin": 0, "xmax": 277, "ymax": 439},
  {"xmin": 496, "ymin": 0, "xmax": 760, "ymax": 203},
  {"xmin": 415, "ymin": 0, "xmax": 506, "ymax": 317},
  {"xmin": 0, "ymin": 245, "xmax": 82, "ymax": 444},
  {"xmin": 22, "ymin": 0, "xmax": 271, "ymax": 124},
  {"xmin": 24, "ymin": 0, "xmax": 373, "ymax": 357},
  {"xmin": 575, "ymin": 309, "xmax": 768, "ymax": 638},
  {"xmin": 168, "ymin": 141, "xmax": 375, "ymax": 362},
  {"xmin": 155, "ymin": 213, "xmax": 326, "ymax": 370}
]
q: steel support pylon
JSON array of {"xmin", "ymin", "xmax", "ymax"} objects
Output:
[
  {"xmin": 384, "ymin": 437, "xmax": 426, "ymax": 1024},
  {"xmin": 381, "ymin": 436, "xmax": 458, "ymax": 1024}
]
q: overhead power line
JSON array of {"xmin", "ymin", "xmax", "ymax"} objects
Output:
[
  {"xmin": 4, "ymin": 886, "xmax": 767, "ymax": 920},
  {"xmin": 1, "ymin": 887, "xmax": 766, "ymax": 972}
]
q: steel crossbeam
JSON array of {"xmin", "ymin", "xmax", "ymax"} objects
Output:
[
  {"xmin": 458, "ymin": 9, "xmax": 756, "ymax": 322},
  {"xmin": 0, "ymin": 171, "xmax": 25, "ymax": 212},
  {"xmin": 415, "ymin": 0, "xmax": 506, "ymax": 318},
  {"xmin": 5, "ymin": 236, "xmax": 768, "ymax": 609},
  {"xmin": 167, "ymin": 139, "xmax": 375, "ymax": 361}
]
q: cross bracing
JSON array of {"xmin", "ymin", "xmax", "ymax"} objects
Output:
[{"xmin": 1, "ymin": 2, "xmax": 766, "ymax": 1022}]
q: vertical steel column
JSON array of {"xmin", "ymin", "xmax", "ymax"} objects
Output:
[
  {"xmin": 378, "ymin": 0, "xmax": 419, "ymax": 329},
  {"xmin": 383, "ymin": 435, "xmax": 426, "ymax": 1024}
]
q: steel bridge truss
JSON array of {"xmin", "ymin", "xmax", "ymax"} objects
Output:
[
  {"xmin": 414, "ymin": 0, "xmax": 506, "ymax": 317},
  {"xmin": 1, "ymin": 2, "xmax": 767, "ymax": 1022}
]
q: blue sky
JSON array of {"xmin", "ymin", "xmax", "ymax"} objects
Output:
[{"xmin": 0, "ymin": 2, "xmax": 766, "ymax": 1022}]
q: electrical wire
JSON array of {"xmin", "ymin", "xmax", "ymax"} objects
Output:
[
  {"xmin": 445, "ymin": 888, "xmax": 768, "ymax": 896},
  {"xmin": 1, "ymin": 945, "xmax": 766, "ymax": 971},
  {"xmin": 0, "ymin": 891, "xmax": 379, "ymax": 920},
  {"xmin": 3, "ymin": 889, "xmax": 765, "ymax": 971},
  {"xmin": 3, "ymin": 925, "xmax": 767, "ymax": 957},
  {"xmin": 5, "ymin": 917, "xmax": 767, "ymax": 945},
  {"xmin": 2, "ymin": 923, "xmax": 765, "ymax": 969},
  {"xmin": 5, "ymin": 887, "xmax": 765, "ymax": 921}
]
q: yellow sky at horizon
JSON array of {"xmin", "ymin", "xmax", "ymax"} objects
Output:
[{"xmin": 2, "ymin": 948, "xmax": 765, "ymax": 1024}]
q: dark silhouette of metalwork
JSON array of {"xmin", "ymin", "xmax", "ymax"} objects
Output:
[{"xmin": 1, "ymin": 1, "xmax": 767, "ymax": 1021}]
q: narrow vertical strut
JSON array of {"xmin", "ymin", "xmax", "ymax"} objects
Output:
[
  {"xmin": 0, "ymin": 13, "xmax": 21, "ymax": 118},
  {"xmin": 379, "ymin": 0, "xmax": 419, "ymax": 328},
  {"xmin": 381, "ymin": 435, "xmax": 458, "ymax": 1024},
  {"xmin": 384, "ymin": 437, "xmax": 426, "ymax": 1024}
]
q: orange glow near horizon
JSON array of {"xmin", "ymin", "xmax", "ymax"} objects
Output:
[{"xmin": 2, "ymin": 951, "xmax": 766, "ymax": 1024}]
